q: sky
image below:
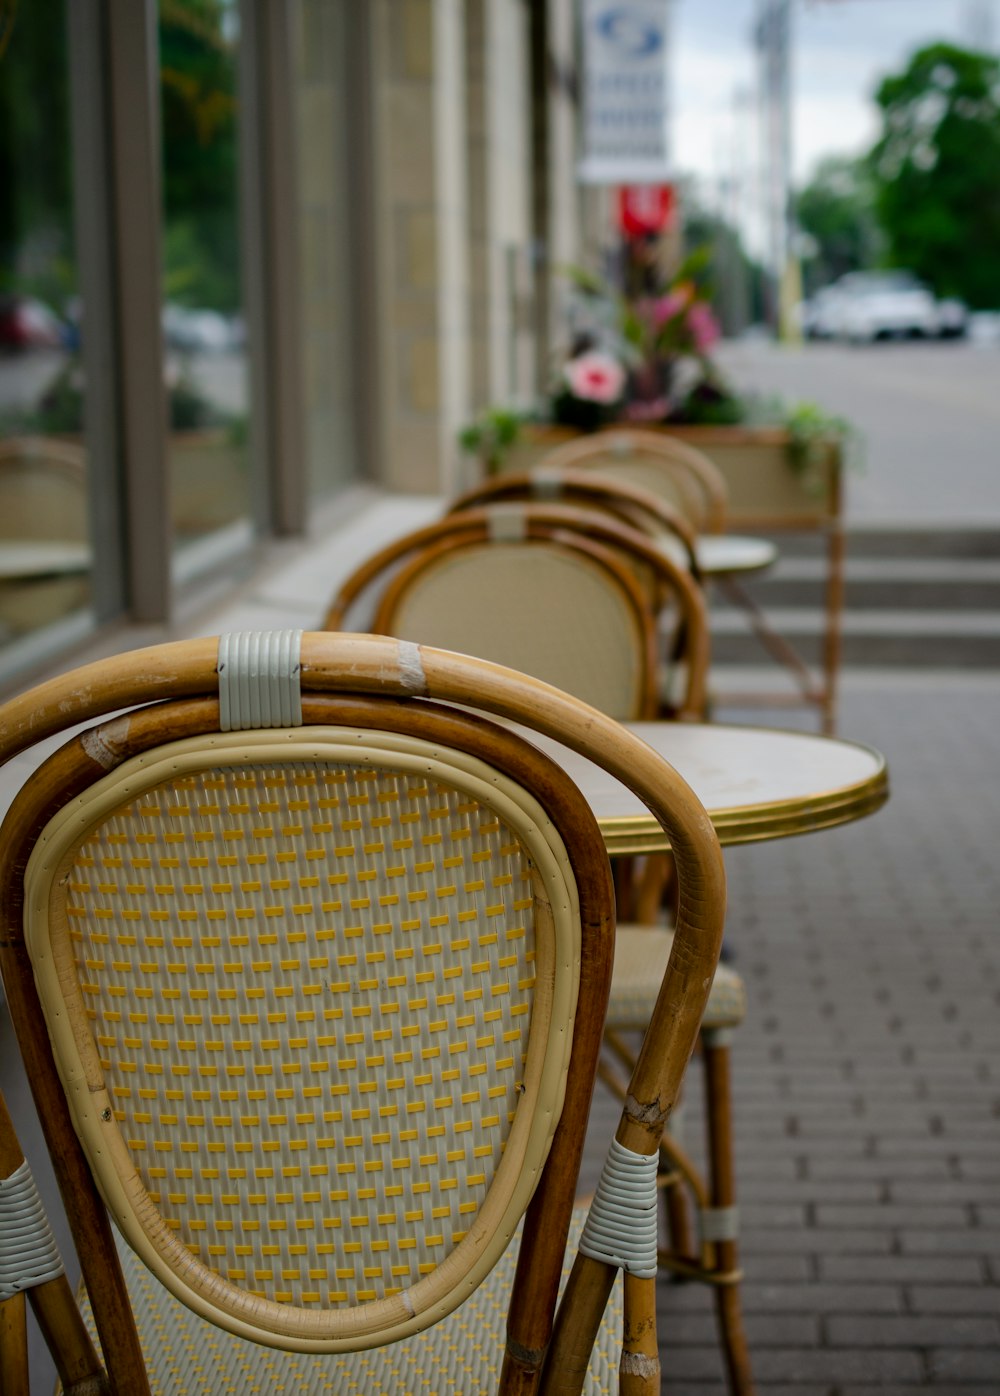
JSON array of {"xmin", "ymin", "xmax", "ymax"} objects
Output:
[{"xmin": 672, "ymin": 0, "xmax": 998, "ymax": 199}]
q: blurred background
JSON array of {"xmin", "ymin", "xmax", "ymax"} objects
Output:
[{"xmin": 0, "ymin": 0, "xmax": 998, "ymax": 687}]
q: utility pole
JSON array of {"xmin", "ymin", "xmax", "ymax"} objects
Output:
[{"xmin": 755, "ymin": 0, "xmax": 800, "ymax": 338}]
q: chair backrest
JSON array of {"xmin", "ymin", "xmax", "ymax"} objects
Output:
[
  {"xmin": 324, "ymin": 504, "xmax": 710, "ymax": 721},
  {"xmin": 447, "ymin": 466, "xmax": 699, "ymax": 575},
  {"xmin": 536, "ymin": 428, "xmax": 730, "ymax": 534},
  {"xmin": 0, "ymin": 630, "xmax": 725, "ymax": 1394},
  {"xmin": 0, "ymin": 436, "xmax": 89, "ymax": 542}
]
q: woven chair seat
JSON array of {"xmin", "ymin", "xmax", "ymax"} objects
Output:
[
  {"xmin": 66, "ymin": 1208, "xmax": 622, "ymax": 1396},
  {"xmin": 608, "ymin": 926, "xmax": 746, "ymax": 1032}
]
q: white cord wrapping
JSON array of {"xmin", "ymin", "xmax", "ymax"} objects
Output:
[
  {"xmin": 0, "ymin": 1160, "xmax": 65, "ymax": 1300},
  {"xmin": 218, "ymin": 630, "xmax": 303, "ymax": 731},
  {"xmin": 579, "ymin": 1138, "xmax": 658, "ymax": 1278},
  {"xmin": 487, "ymin": 504, "xmax": 527, "ymax": 542}
]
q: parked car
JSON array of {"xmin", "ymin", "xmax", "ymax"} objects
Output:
[
  {"xmin": 0, "ymin": 294, "xmax": 68, "ymax": 351},
  {"xmin": 833, "ymin": 271, "xmax": 939, "ymax": 342}
]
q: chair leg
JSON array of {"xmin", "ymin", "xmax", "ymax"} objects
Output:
[
  {"xmin": 0, "ymin": 1293, "xmax": 30, "ymax": 1396},
  {"xmin": 701, "ymin": 1027, "xmax": 755, "ymax": 1396}
]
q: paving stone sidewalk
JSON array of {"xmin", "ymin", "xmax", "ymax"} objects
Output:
[{"xmin": 614, "ymin": 675, "xmax": 1000, "ymax": 1392}]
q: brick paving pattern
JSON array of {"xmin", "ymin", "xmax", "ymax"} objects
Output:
[
  {"xmin": 617, "ymin": 678, "xmax": 1000, "ymax": 1391},
  {"xmin": 4, "ymin": 499, "xmax": 999, "ymax": 1392}
]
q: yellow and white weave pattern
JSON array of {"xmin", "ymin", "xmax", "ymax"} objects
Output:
[
  {"xmin": 63, "ymin": 759, "xmax": 537, "ymax": 1310},
  {"xmin": 71, "ymin": 1211, "xmax": 622, "ymax": 1395}
]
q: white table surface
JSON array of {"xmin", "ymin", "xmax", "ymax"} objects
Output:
[
  {"xmin": 523, "ymin": 720, "xmax": 889, "ymax": 854},
  {"xmin": 695, "ymin": 535, "xmax": 778, "ymax": 577}
]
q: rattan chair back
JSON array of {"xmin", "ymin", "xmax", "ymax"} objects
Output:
[
  {"xmin": 0, "ymin": 631, "xmax": 726, "ymax": 1395},
  {"xmin": 324, "ymin": 504, "xmax": 709, "ymax": 720},
  {"xmin": 447, "ymin": 467, "xmax": 699, "ymax": 575},
  {"xmin": 535, "ymin": 429, "xmax": 729, "ymax": 534}
]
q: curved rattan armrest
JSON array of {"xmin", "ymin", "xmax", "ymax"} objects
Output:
[
  {"xmin": 447, "ymin": 467, "xmax": 701, "ymax": 577},
  {"xmin": 535, "ymin": 427, "xmax": 730, "ymax": 535}
]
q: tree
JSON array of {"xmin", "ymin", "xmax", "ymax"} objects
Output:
[
  {"xmin": 869, "ymin": 42, "xmax": 1000, "ymax": 308},
  {"xmin": 796, "ymin": 155, "xmax": 880, "ymax": 292}
]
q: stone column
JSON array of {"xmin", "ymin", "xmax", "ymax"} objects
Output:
[{"xmin": 369, "ymin": 0, "xmax": 470, "ymax": 494}]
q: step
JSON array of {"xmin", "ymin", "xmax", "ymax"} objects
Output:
[
  {"xmin": 709, "ymin": 607, "xmax": 1000, "ymax": 668},
  {"xmin": 748, "ymin": 528, "xmax": 1000, "ymax": 561},
  {"xmin": 724, "ymin": 557, "xmax": 1000, "ymax": 611}
]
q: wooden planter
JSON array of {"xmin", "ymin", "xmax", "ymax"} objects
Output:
[{"xmin": 492, "ymin": 422, "xmax": 842, "ymax": 531}]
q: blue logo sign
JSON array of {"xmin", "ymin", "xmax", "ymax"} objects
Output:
[{"xmin": 594, "ymin": 7, "xmax": 664, "ymax": 59}]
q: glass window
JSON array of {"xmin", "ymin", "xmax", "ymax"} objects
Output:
[
  {"xmin": 159, "ymin": 0, "xmax": 254, "ymax": 581},
  {"xmin": 296, "ymin": 0, "xmax": 362, "ymax": 499},
  {"xmin": 0, "ymin": 0, "xmax": 95, "ymax": 668}
]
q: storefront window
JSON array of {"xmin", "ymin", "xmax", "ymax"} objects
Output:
[
  {"xmin": 160, "ymin": 0, "xmax": 253, "ymax": 578},
  {"xmin": 0, "ymin": 0, "xmax": 94, "ymax": 665}
]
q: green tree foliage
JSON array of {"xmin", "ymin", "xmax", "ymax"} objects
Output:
[
  {"xmin": 159, "ymin": 0, "xmax": 242, "ymax": 311},
  {"xmin": 0, "ymin": 0, "xmax": 74, "ymax": 302},
  {"xmin": 869, "ymin": 42, "xmax": 1000, "ymax": 308},
  {"xmin": 796, "ymin": 155, "xmax": 880, "ymax": 292}
]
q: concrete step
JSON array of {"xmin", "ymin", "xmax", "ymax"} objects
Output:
[
  {"xmin": 759, "ymin": 527, "xmax": 1000, "ymax": 560},
  {"xmin": 727, "ymin": 557, "xmax": 1000, "ymax": 610},
  {"xmin": 713, "ymin": 526, "xmax": 1000, "ymax": 668},
  {"xmin": 710, "ymin": 606, "xmax": 1000, "ymax": 668}
]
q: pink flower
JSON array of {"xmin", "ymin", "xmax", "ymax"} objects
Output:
[
  {"xmin": 651, "ymin": 289, "xmax": 691, "ymax": 327},
  {"xmin": 686, "ymin": 301, "xmax": 720, "ymax": 353},
  {"xmin": 563, "ymin": 351, "xmax": 626, "ymax": 404}
]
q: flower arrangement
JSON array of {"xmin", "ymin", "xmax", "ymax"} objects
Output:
[{"xmin": 554, "ymin": 247, "xmax": 743, "ymax": 431}]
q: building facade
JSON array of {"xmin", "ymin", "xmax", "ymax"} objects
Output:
[{"xmin": 0, "ymin": 0, "xmax": 595, "ymax": 690}]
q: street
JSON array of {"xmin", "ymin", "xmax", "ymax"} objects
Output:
[{"xmin": 717, "ymin": 337, "xmax": 1000, "ymax": 527}]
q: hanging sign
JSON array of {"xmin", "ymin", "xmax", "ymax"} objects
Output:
[
  {"xmin": 577, "ymin": 1, "xmax": 673, "ymax": 185},
  {"xmin": 617, "ymin": 183, "xmax": 676, "ymax": 237}
]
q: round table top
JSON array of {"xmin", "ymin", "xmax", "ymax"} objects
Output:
[
  {"xmin": 0, "ymin": 541, "xmax": 91, "ymax": 579},
  {"xmin": 695, "ymin": 535, "xmax": 778, "ymax": 577},
  {"xmin": 526, "ymin": 721, "xmax": 889, "ymax": 855}
]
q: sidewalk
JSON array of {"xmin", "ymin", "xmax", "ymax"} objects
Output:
[
  {"xmin": 646, "ymin": 672, "xmax": 1000, "ymax": 1391},
  {"xmin": 3, "ymin": 493, "xmax": 999, "ymax": 1391}
]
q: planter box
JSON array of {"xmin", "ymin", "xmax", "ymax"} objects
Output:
[{"xmin": 493, "ymin": 423, "xmax": 842, "ymax": 531}]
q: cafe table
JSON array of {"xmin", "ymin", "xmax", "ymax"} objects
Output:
[
  {"xmin": 695, "ymin": 534, "xmax": 778, "ymax": 581},
  {"xmin": 520, "ymin": 719, "xmax": 889, "ymax": 854}
]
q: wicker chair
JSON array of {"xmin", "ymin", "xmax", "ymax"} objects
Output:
[
  {"xmin": 0, "ymin": 630, "xmax": 725, "ymax": 1396},
  {"xmin": 323, "ymin": 513, "xmax": 754, "ymax": 1389},
  {"xmin": 535, "ymin": 428, "xmax": 729, "ymax": 536},
  {"xmin": 322, "ymin": 502, "xmax": 710, "ymax": 723}
]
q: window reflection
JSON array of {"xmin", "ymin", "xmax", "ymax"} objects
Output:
[
  {"xmin": 160, "ymin": 0, "xmax": 252, "ymax": 574},
  {"xmin": 0, "ymin": 0, "xmax": 93, "ymax": 658}
]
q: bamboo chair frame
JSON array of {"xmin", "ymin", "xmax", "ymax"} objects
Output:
[
  {"xmin": 533, "ymin": 429, "xmax": 729, "ymax": 536},
  {"xmin": 447, "ymin": 468, "xmax": 701, "ymax": 578},
  {"xmin": 322, "ymin": 503, "xmax": 711, "ymax": 723},
  {"xmin": 0, "ymin": 632, "xmax": 726, "ymax": 1396}
]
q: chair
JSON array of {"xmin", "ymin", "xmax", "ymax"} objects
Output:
[
  {"xmin": 323, "ymin": 513, "xmax": 754, "ymax": 1389},
  {"xmin": 0, "ymin": 437, "xmax": 92, "ymax": 638},
  {"xmin": 0, "ymin": 630, "xmax": 726, "ymax": 1395},
  {"xmin": 322, "ymin": 502, "xmax": 711, "ymax": 722},
  {"xmin": 447, "ymin": 467, "xmax": 700, "ymax": 577},
  {"xmin": 534, "ymin": 428, "xmax": 729, "ymax": 536}
]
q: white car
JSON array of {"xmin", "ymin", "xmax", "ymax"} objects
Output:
[{"xmin": 833, "ymin": 271, "xmax": 940, "ymax": 342}]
